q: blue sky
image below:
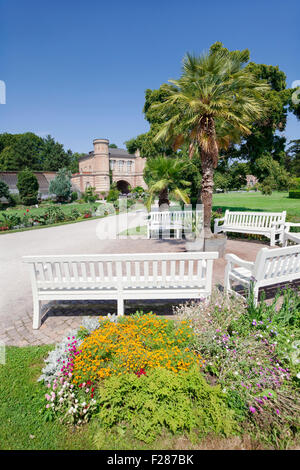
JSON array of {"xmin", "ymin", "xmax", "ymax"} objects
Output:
[{"xmin": 1, "ymin": 0, "xmax": 299, "ymax": 153}]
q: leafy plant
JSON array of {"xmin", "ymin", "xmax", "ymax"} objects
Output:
[
  {"xmin": 17, "ymin": 169, "xmax": 39, "ymax": 205},
  {"xmin": 82, "ymin": 187, "xmax": 97, "ymax": 203},
  {"xmin": 49, "ymin": 168, "xmax": 72, "ymax": 202},
  {"xmin": 96, "ymin": 366, "xmax": 236, "ymax": 443}
]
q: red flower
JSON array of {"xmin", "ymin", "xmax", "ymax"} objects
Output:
[
  {"xmin": 135, "ymin": 368, "xmax": 146, "ymax": 377},
  {"xmin": 26, "ymin": 209, "xmax": 29, "ymax": 212}
]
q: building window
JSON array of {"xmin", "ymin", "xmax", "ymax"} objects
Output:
[
  {"xmin": 127, "ymin": 161, "xmax": 132, "ymax": 173},
  {"xmin": 118, "ymin": 160, "xmax": 124, "ymax": 172},
  {"xmin": 110, "ymin": 160, "xmax": 115, "ymax": 170}
]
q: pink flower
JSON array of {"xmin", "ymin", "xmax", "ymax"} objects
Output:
[
  {"xmin": 45, "ymin": 394, "xmax": 51, "ymax": 401},
  {"xmin": 249, "ymin": 406, "xmax": 256, "ymax": 413}
]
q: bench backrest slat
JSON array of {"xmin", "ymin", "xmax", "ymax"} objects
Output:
[
  {"xmin": 254, "ymin": 245, "xmax": 300, "ymax": 281},
  {"xmin": 224, "ymin": 211, "xmax": 286, "ymax": 228},
  {"xmin": 23, "ymin": 252, "xmax": 218, "ymax": 291}
]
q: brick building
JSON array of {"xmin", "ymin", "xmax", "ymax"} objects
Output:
[{"xmin": 71, "ymin": 138, "xmax": 147, "ymax": 196}]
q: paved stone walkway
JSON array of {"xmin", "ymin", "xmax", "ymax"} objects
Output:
[{"xmin": 0, "ymin": 211, "xmax": 268, "ymax": 346}]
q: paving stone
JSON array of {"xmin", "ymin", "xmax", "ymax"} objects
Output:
[{"xmin": 0, "ymin": 239, "xmax": 267, "ymax": 346}]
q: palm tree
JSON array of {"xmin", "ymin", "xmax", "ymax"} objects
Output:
[
  {"xmin": 153, "ymin": 50, "xmax": 270, "ymax": 237},
  {"xmin": 144, "ymin": 156, "xmax": 191, "ymax": 211}
]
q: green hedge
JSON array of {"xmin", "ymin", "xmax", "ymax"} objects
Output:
[{"xmin": 289, "ymin": 190, "xmax": 300, "ymax": 199}]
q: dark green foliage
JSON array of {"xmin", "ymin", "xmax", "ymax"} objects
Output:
[
  {"xmin": 0, "ymin": 179, "xmax": 10, "ymax": 207},
  {"xmin": 71, "ymin": 191, "xmax": 78, "ymax": 201},
  {"xmin": 286, "ymin": 140, "xmax": 300, "ymax": 177},
  {"xmin": 82, "ymin": 186, "xmax": 97, "ymax": 203},
  {"xmin": 49, "ymin": 168, "xmax": 72, "ymax": 202},
  {"xmin": 106, "ymin": 187, "xmax": 120, "ymax": 203},
  {"xmin": 40, "ymin": 135, "xmax": 71, "ymax": 171},
  {"xmin": 289, "ymin": 190, "xmax": 300, "ymax": 199},
  {"xmin": 17, "ymin": 169, "xmax": 39, "ymax": 205},
  {"xmin": 97, "ymin": 367, "xmax": 236, "ymax": 443},
  {"xmin": 0, "ymin": 132, "xmax": 44, "ymax": 171},
  {"xmin": 0, "ymin": 132, "xmax": 81, "ymax": 173}
]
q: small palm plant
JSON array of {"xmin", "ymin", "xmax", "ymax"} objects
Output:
[{"xmin": 144, "ymin": 156, "xmax": 191, "ymax": 211}]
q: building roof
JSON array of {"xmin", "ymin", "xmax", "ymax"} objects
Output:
[
  {"xmin": 78, "ymin": 147, "xmax": 135, "ymax": 161},
  {"xmin": 109, "ymin": 148, "xmax": 135, "ymax": 159},
  {"xmin": 0, "ymin": 171, "xmax": 55, "ymax": 192}
]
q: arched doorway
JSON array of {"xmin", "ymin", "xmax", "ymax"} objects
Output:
[{"xmin": 116, "ymin": 180, "xmax": 130, "ymax": 194}]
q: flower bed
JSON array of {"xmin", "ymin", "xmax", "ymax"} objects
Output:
[
  {"xmin": 39, "ymin": 294, "xmax": 300, "ymax": 447},
  {"xmin": 175, "ymin": 288, "xmax": 300, "ymax": 446},
  {"xmin": 39, "ymin": 313, "xmax": 236, "ymax": 442},
  {"xmin": 0, "ymin": 203, "xmax": 105, "ymax": 231}
]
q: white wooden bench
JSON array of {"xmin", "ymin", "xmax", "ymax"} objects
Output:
[
  {"xmin": 214, "ymin": 210, "xmax": 286, "ymax": 246},
  {"xmin": 147, "ymin": 210, "xmax": 203, "ymax": 239},
  {"xmin": 224, "ymin": 244, "xmax": 300, "ymax": 305},
  {"xmin": 283, "ymin": 223, "xmax": 300, "ymax": 246},
  {"xmin": 23, "ymin": 251, "xmax": 218, "ymax": 329}
]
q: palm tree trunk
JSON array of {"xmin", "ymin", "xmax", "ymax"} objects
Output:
[
  {"xmin": 198, "ymin": 116, "xmax": 219, "ymax": 238},
  {"xmin": 200, "ymin": 153, "xmax": 214, "ymax": 238},
  {"xmin": 158, "ymin": 187, "xmax": 169, "ymax": 209}
]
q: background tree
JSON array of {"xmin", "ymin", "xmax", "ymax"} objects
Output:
[
  {"xmin": 40, "ymin": 135, "xmax": 71, "ymax": 171},
  {"xmin": 255, "ymin": 153, "xmax": 290, "ymax": 191},
  {"xmin": 0, "ymin": 180, "xmax": 10, "ymax": 203},
  {"xmin": 286, "ymin": 140, "xmax": 300, "ymax": 177},
  {"xmin": 0, "ymin": 132, "xmax": 78, "ymax": 173},
  {"xmin": 17, "ymin": 169, "xmax": 39, "ymax": 205},
  {"xmin": 0, "ymin": 133, "xmax": 44, "ymax": 170},
  {"xmin": 49, "ymin": 168, "xmax": 72, "ymax": 202}
]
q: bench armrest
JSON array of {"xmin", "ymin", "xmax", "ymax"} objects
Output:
[
  {"xmin": 225, "ymin": 253, "xmax": 255, "ymax": 272},
  {"xmin": 270, "ymin": 220, "xmax": 285, "ymax": 229},
  {"xmin": 284, "ymin": 222, "xmax": 300, "ymax": 233}
]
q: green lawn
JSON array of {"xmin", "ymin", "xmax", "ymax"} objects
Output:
[
  {"xmin": 0, "ymin": 346, "xmax": 95, "ymax": 450},
  {"xmin": 213, "ymin": 191, "xmax": 300, "ymax": 221},
  {"xmin": 0, "ymin": 346, "xmax": 263, "ymax": 450}
]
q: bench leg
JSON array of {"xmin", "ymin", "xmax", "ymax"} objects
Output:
[
  {"xmin": 32, "ymin": 298, "xmax": 42, "ymax": 329},
  {"xmin": 270, "ymin": 231, "xmax": 276, "ymax": 247},
  {"xmin": 253, "ymin": 287, "xmax": 259, "ymax": 306},
  {"xmin": 117, "ymin": 298, "xmax": 124, "ymax": 316}
]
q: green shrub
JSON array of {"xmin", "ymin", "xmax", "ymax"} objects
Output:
[
  {"xmin": 71, "ymin": 191, "xmax": 78, "ymax": 202},
  {"xmin": 96, "ymin": 366, "xmax": 236, "ymax": 443},
  {"xmin": 49, "ymin": 168, "xmax": 72, "ymax": 202},
  {"xmin": 82, "ymin": 187, "xmax": 98, "ymax": 203},
  {"xmin": 17, "ymin": 169, "xmax": 39, "ymax": 205},
  {"xmin": 106, "ymin": 188, "xmax": 120, "ymax": 203},
  {"xmin": 289, "ymin": 177, "xmax": 300, "ymax": 190},
  {"xmin": 44, "ymin": 205, "xmax": 66, "ymax": 224},
  {"xmin": 0, "ymin": 212, "xmax": 22, "ymax": 229},
  {"xmin": 69, "ymin": 207, "xmax": 81, "ymax": 220},
  {"xmin": 289, "ymin": 190, "xmax": 300, "ymax": 199}
]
